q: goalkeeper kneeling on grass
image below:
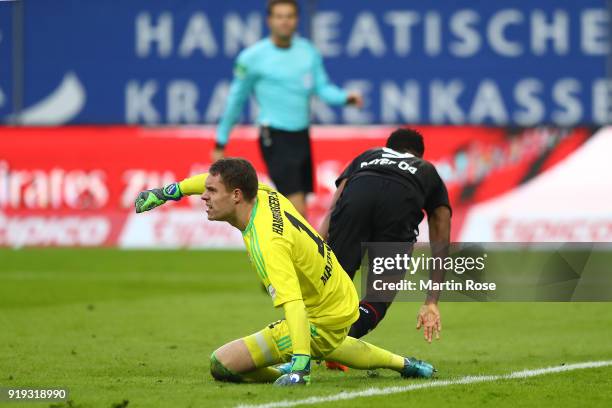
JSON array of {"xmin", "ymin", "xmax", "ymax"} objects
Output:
[{"xmin": 135, "ymin": 158, "xmax": 435, "ymax": 385}]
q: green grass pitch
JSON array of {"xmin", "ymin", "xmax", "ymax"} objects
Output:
[{"xmin": 1, "ymin": 249, "xmax": 611, "ymax": 408}]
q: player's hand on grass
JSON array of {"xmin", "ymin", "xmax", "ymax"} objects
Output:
[
  {"xmin": 416, "ymin": 303, "xmax": 441, "ymax": 343},
  {"xmin": 134, "ymin": 182, "xmax": 182, "ymax": 213},
  {"xmin": 274, "ymin": 354, "xmax": 311, "ymax": 386}
]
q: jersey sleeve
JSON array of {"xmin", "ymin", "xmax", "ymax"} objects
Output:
[
  {"xmin": 216, "ymin": 50, "xmax": 258, "ymax": 147},
  {"xmin": 179, "ymin": 173, "xmax": 208, "ymax": 195},
  {"xmin": 283, "ymin": 299, "xmax": 310, "ymax": 355},
  {"xmin": 423, "ymin": 165, "xmax": 452, "ymax": 216},
  {"xmin": 260, "ymin": 237, "xmax": 303, "ymax": 307},
  {"xmin": 312, "ymin": 46, "xmax": 348, "ymax": 106}
]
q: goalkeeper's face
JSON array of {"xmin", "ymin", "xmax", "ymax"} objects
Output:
[{"xmin": 202, "ymin": 174, "xmax": 238, "ymax": 222}]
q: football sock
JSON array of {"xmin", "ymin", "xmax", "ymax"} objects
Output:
[
  {"xmin": 240, "ymin": 367, "xmax": 284, "ymax": 383},
  {"xmin": 348, "ymin": 301, "xmax": 389, "ymax": 338},
  {"xmin": 325, "ymin": 336, "xmax": 404, "ymax": 371}
]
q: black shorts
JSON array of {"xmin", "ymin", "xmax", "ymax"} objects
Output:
[
  {"xmin": 258, "ymin": 126, "xmax": 314, "ymax": 195},
  {"xmin": 328, "ymin": 175, "xmax": 422, "ymax": 278}
]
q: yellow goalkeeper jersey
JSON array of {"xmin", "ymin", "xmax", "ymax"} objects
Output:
[
  {"xmin": 179, "ymin": 173, "xmax": 359, "ymax": 330},
  {"xmin": 243, "ymin": 184, "xmax": 359, "ymax": 330}
]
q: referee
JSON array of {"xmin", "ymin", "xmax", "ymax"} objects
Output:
[
  {"xmin": 213, "ymin": 0, "xmax": 363, "ymax": 216},
  {"xmin": 319, "ymin": 128, "xmax": 452, "ymax": 347}
]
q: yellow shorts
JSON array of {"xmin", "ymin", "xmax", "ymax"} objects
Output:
[{"xmin": 243, "ymin": 319, "xmax": 348, "ymax": 368}]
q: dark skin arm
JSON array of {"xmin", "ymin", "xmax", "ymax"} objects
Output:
[
  {"xmin": 416, "ymin": 205, "xmax": 451, "ymax": 343},
  {"xmin": 318, "ymin": 178, "xmax": 347, "ymax": 241}
]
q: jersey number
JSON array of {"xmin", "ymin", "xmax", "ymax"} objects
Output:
[{"xmin": 284, "ymin": 211, "xmax": 325, "ymax": 258}]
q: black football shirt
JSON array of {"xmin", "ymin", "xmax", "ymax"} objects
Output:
[{"xmin": 336, "ymin": 147, "xmax": 451, "ymax": 218}]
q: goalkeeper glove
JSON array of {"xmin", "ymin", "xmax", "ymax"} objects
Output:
[
  {"xmin": 134, "ymin": 182, "xmax": 183, "ymax": 213},
  {"xmin": 274, "ymin": 354, "xmax": 311, "ymax": 386}
]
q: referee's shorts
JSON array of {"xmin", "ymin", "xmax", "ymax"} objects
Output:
[{"xmin": 258, "ymin": 126, "xmax": 314, "ymax": 196}]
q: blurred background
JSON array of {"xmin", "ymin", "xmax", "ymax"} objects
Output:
[{"xmin": 0, "ymin": 0, "xmax": 611, "ymax": 248}]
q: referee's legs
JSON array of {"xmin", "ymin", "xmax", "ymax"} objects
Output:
[
  {"xmin": 258, "ymin": 127, "xmax": 312, "ymax": 218},
  {"xmin": 286, "ymin": 192, "xmax": 307, "ymax": 216}
]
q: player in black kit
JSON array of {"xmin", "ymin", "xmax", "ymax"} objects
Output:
[{"xmin": 319, "ymin": 128, "xmax": 452, "ymax": 355}]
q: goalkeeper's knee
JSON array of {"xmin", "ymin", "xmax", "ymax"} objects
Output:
[{"xmin": 210, "ymin": 353, "xmax": 244, "ymax": 383}]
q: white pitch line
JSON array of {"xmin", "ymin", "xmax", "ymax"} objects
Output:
[{"xmin": 235, "ymin": 360, "xmax": 612, "ymax": 408}]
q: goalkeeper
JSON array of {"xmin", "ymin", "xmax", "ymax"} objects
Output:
[{"xmin": 135, "ymin": 158, "xmax": 435, "ymax": 385}]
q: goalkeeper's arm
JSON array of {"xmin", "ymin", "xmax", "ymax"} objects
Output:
[
  {"xmin": 274, "ymin": 299, "xmax": 311, "ymax": 386},
  {"xmin": 134, "ymin": 173, "xmax": 208, "ymax": 213}
]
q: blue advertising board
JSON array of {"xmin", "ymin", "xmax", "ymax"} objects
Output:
[
  {"xmin": 0, "ymin": 1, "xmax": 13, "ymax": 120},
  {"xmin": 1, "ymin": 0, "xmax": 610, "ymax": 125}
]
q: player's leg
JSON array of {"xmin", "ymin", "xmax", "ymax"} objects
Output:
[
  {"xmin": 324, "ymin": 335, "xmax": 435, "ymax": 378},
  {"xmin": 285, "ymin": 128, "xmax": 314, "ymax": 217},
  {"xmin": 210, "ymin": 339, "xmax": 283, "ymax": 383},
  {"xmin": 327, "ymin": 176, "xmax": 378, "ymax": 279},
  {"xmin": 295, "ymin": 129, "xmax": 314, "ymax": 217},
  {"xmin": 348, "ymin": 301, "xmax": 391, "ymax": 338},
  {"xmin": 210, "ymin": 319, "xmax": 355, "ymax": 383},
  {"xmin": 258, "ymin": 127, "xmax": 311, "ymax": 218},
  {"xmin": 286, "ymin": 192, "xmax": 306, "ymax": 216},
  {"xmin": 314, "ymin": 326, "xmax": 435, "ymax": 378},
  {"xmin": 325, "ymin": 335, "xmax": 404, "ymax": 370},
  {"xmin": 311, "ymin": 325, "xmax": 402, "ymax": 370},
  {"xmin": 325, "ymin": 177, "xmax": 376, "ymax": 369},
  {"xmin": 210, "ymin": 320, "xmax": 289, "ymax": 383},
  {"xmin": 349, "ymin": 178, "xmax": 417, "ymax": 338}
]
